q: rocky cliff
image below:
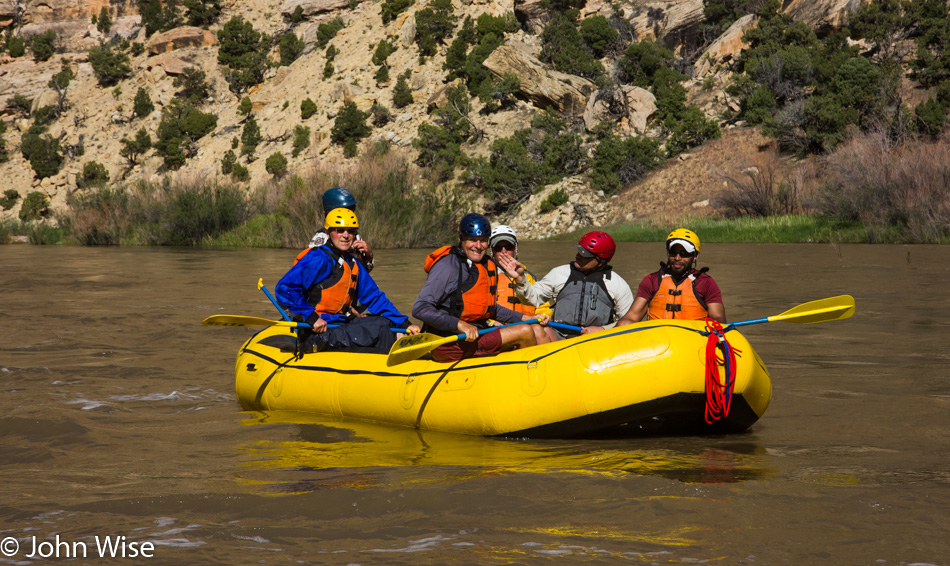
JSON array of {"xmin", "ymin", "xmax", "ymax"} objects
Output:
[{"xmin": 0, "ymin": 0, "xmax": 866, "ymax": 238}]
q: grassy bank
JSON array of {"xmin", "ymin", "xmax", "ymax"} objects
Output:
[{"xmin": 556, "ymin": 215, "xmax": 882, "ymax": 244}]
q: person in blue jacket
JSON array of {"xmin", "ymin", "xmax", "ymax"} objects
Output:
[{"xmin": 276, "ymin": 208, "xmax": 419, "ymax": 355}]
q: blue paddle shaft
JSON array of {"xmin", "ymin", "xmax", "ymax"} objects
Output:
[{"xmin": 260, "ymin": 282, "xmax": 293, "ymax": 322}]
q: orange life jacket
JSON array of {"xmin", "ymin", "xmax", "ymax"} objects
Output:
[
  {"xmin": 495, "ymin": 270, "xmax": 537, "ymax": 316},
  {"xmin": 647, "ymin": 268, "xmax": 709, "ymax": 320},
  {"xmin": 424, "ymin": 245, "xmax": 497, "ymax": 323},
  {"xmin": 307, "ymin": 246, "xmax": 359, "ymax": 315}
]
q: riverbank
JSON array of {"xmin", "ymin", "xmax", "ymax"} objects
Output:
[{"xmin": 6, "ymin": 213, "xmax": 944, "ymax": 246}]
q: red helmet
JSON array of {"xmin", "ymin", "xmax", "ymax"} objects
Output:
[{"xmin": 576, "ymin": 231, "xmax": 616, "ymax": 261}]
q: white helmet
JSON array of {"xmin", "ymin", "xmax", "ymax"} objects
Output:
[{"xmin": 490, "ymin": 225, "xmax": 518, "ymax": 258}]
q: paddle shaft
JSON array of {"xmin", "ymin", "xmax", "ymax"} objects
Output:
[
  {"xmin": 729, "ymin": 295, "xmax": 855, "ymax": 327},
  {"xmin": 258, "ymin": 278, "xmax": 293, "ymax": 322},
  {"xmin": 203, "ymin": 314, "xmax": 403, "ymax": 331}
]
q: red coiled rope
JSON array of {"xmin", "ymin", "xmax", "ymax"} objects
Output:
[{"xmin": 704, "ymin": 318, "xmax": 740, "ymax": 424}]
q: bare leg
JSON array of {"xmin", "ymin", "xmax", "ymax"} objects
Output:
[{"xmin": 498, "ymin": 324, "xmax": 540, "ymax": 351}]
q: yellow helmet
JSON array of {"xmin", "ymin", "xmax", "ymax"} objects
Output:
[
  {"xmin": 325, "ymin": 207, "xmax": 359, "ymax": 230},
  {"xmin": 666, "ymin": 228, "xmax": 700, "ymax": 255}
]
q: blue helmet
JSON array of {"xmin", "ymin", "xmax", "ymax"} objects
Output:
[
  {"xmin": 459, "ymin": 213, "xmax": 490, "ymax": 238},
  {"xmin": 322, "ymin": 187, "xmax": 357, "ymax": 214}
]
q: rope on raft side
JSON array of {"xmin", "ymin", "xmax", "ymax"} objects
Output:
[{"xmin": 702, "ymin": 318, "xmax": 741, "ymax": 424}]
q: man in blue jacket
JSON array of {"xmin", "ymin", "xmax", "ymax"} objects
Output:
[{"xmin": 277, "ymin": 208, "xmax": 419, "ymax": 354}]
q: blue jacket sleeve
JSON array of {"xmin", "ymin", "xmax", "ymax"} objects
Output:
[
  {"xmin": 354, "ymin": 261, "xmax": 409, "ymax": 328},
  {"xmin": 275, "ymin": 249, "xmax": 334, "ymax": 321}
]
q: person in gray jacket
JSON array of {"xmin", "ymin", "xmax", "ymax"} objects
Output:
[{"xmin": 495, "ymin": 231, "xmax": 634, "ymax": 338}]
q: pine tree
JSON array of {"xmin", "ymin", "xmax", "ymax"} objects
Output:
[{"xmin": 133, "ymin": 87, "xmax": 154, "ymax": 119}]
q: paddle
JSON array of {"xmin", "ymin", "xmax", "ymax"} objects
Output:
[
  {"xmin": 387, "ymin": 319, "xmax": 542, "ymax": 367},
  {"xmin": 729, "ymin": 295, "xmax": 855, "ymax": 327},
  {"xmin": 204, "ymin": 314, "xmax": 314, "ymax": 329},
  {"xmin": 258, "ymin": 278, "xmax": 293, "ymax": 322},
  {"xmin": 203, "ymin": 314, "xmax": 404, "ymax": 332}
]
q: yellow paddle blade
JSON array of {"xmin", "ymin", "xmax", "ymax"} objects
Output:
[
  {"xmin": 768, "ymin": 295, "xmax": 855, "ymax": 324},
  {"xmin": 203, "ymin": 315, "xmax": 302, "ymax": 328},
  {"xmin": 386, "ymin": 332, "xmax": 459, "ymax": 366}
]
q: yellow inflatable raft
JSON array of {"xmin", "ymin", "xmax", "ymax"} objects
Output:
[{"xmin": 234, "ymin": 320, "xmax": 772, "ymax": 438}]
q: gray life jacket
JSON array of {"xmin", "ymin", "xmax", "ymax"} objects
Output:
[{"xmin": 553, "ymin": 264, "xmax": 616, "ymax": 334}]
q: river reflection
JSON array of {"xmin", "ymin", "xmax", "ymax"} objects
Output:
[{"xmin": 236, "ymin": 412, "xmax": 777, "ymax": 493}]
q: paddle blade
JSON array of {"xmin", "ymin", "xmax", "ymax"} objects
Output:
[
  {"xmin": 770, "ymin": 295, "xmax": 855, "ymax": 324},
  {"xmin": 203, "ymin": 315, "xmax": 301, "ymax": 328},
  {"xmin": 386, "ymin": 332, "xmax": 457, "ymax": 366}
]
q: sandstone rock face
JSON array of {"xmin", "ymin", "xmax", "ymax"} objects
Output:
[
  {"xmin": 583, "ymin": 85, "xmax": 656, "ymax": 134},
  {"xmin": 513, "ymin": 0, "xmax": 545, "ymax": 34},
  {"xmin": 9, "ymin": 0, "xmax": 138, "ymax": 27},
  {"xmin": 784, "ymin": 0, "xmax": 867, "ymax": 32},
  {"xmin": 146, "ymin": 26, "xmax": 217, "ymax": 55},
  {"xmin": 693, "ymin": 14, "xmax": 756, "ymax": 79},
  {"xmin": 146, "ymin": 53, "xmax": 195, "ymax": 75},
  {"xmin": 483, "ymin": 42, "xmax": 595, "ymax": 114},
  {"xmin": 280, "ymin": 0, "xmax": 351, "ymax": 19},
  {"xmin": 583, "ymin": 0, "xmax": 705, "ymax": 53}
]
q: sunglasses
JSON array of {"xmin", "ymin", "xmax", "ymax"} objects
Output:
[
  {"xmin": 330, "ymin": 227, "xmax": 358, "ymax": 235},
  {"xmin": 492, "ymin": 242, "xmax": 515, "ymax": 252},
  {"xmin": 668, "ymin": 248, "xmax": 696, "ymax": 258}
]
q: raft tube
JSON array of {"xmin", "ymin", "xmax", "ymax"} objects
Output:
[{"xmin": 234, "ymin": 321, "xmax": 772, "ymax": 438}]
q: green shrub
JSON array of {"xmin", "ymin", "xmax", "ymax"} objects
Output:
[
  {"xmin": 578, "ymin": 14, "xmax": 617, "ymax": 58},
  {"xmin": 0, "ymin": 189, "xmax": 19, "ymax": 210},
  {"xmin": 173, "ymin": 67, "xmax": 211, "ymax": 103},
  {"xmin": 32, "ymin": 105, "xmax": 58, "ymax": 126},
  {"xmin": 415, "ymin": 0, "xmax": 456, "ymax": 59},
  {"xmin": 154, "ymin": 99, "xmax": 217, "ymax": 168},
  {"xmin": 217, "ymin": 16, "xmax": 268, "ymax": 95},
  {"xmin": 381, "ymin": 0, "xmax": 414, "ymax": 24},
  {"xmin": 20, "ymin": 126, "xmax": 64, "ymax": 179},
  {"xmin": 392, "ymin": 72, "xmax": 414, "ymax": 107},
  {"xmin": 292, "ymin": 124, "xmax": 311, "ymax": 157},
  {"xmin": 665, "ymin": 106, "xmax": 722, "ymax": 157},
  {"xmin": 241, "ymin": 114, "xmax": 262, "ymax": 157},
  {"xmin": 539, "ymin": 10, "xmax": 605, "ymax": 84},
  {"xmin": 9, "ymin": 94, "xmax": 31, "ymax": 117},
  {"xmin": 183, "ymin": 0, "xmax": 222, "ymax": 28},
  {"xmin": 130, "ymin": 41, "xmax": 145, "ymax": 56},
  {"xmin": 279, "ymin": 32, "xmax": 305, "ymax": 66},
  {"xmin": 221, "ymin": 149, "xmax": 237, "ymax": 174},
  {"xmin": 265, "ymin": 152, "xmax": 288, "ymax": 176},
  {"xmin": 374, "ymin": 65, "xmax": 390, "ymax": 83},
  {"xmin": 19, "ymin": 191, "xmax": 49, "ymax": 221},
  {"xmin": 301, "ymin": 98, "xmax": 317, "ymax": 119},
  {"xmin": 97, "ymin": 7, "xmax": 112, "ymax": 34},
  {"xmin": 80, "ymin": 161, "xmax": 110, "ymax": 188},
  {"xmin": 590, "ymin": 129, "xmax": 663, "ymax": 195},
  {"xmin": 479, "ymin": 72, "xmax": 520, "ymax": 113},
  {"xmin": 370, "ymin": 102, "xmax": 392, "ymax": 127},
  {"xmin": 6, "ymin": 32, "xmax": 25, "ymax": 58},
  {"xmin": 28, "ymin": 223, "xmax": 62, "ymax": 245},
  {"xmin": 372, "ymin": 38, "xmax": 397, "ymax": 66},
  {"xmin": 238, "ymin": 96, "xmax": 253, "ymax": 117},
  {"xmin": 120, "ymin": 127, "xmax": 152, "ymax": 167},
  {"xmin": 619, "ymin": 40, "xmax": 675, "ymax": 87},
  {"xmin": 28, "ymin": 31, "xmax": 57, "ymax": 62},
  {"xmin": 539, "ymin": 188, "xmax": 569, "ymax": 213},
  {"xmin": 133, "ymin": 87, "xmax": 154, "ymax": 119},
  {"xmin": 289, "ymin": 5, "xmax": 305, "ymax": 24},
  {"xmin": 914, "ymin": 96, "xmax": 947, "ymax": 138},
  {"xmin": 413, "ymin": 122, "xmax": 464, "ymax": 182},
  {"xmin": 231, "ymin": 162, "xmax": 250, "ymax": 181},
  {"xmin": 0, "ymin": 119, "xmax": 7, "ymax": 163},
  {"xmin": 316, "ymin": 17, "xmax": 345, "ymax": 48},
  {"xmin": 331, "ymin": 102, "xmax": 371, "ymax": 154},
  {"xmin": 89, "ymin": 42, "xmax": 132, "ymax": 86}
]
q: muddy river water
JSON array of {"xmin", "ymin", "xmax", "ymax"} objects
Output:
[{"xmin": 1, "ymin": 242, "xmax": 948, "ymax": 564}]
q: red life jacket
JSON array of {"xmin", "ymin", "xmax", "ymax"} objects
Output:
[
  {"xmin": 424, "ymin": 245, "xmax": 497, "ymax": 323},
  {"xmin": 647, "ymin": 267, "xmax": 709, "ymax": 320},
  {"xmin": 307, "ymin": 246, "xmax": 359, "ymax": 315}
]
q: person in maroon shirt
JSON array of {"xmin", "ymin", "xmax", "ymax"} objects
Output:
[{"xmin": 617, "ymin": 228, "xmax": 726, "ymax": 325}]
